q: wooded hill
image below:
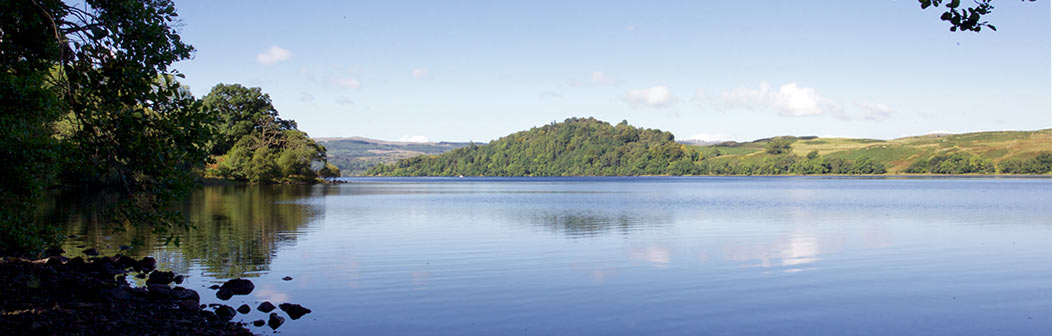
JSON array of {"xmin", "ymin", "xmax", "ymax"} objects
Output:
[
  {"xmin": 367, "ymin": 117, "xmax": 697, "ymax": 176},
  {"xmin": 366, "ymin": 118, "xmax": 1052, "ymax": 176}
]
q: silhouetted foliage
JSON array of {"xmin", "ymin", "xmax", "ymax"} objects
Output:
[
  {"xmin": 1, "ymin": 0, "xmax": 211, "ymax": 255},
  {"xmin": 920, "ymin": 0, "xmax": 1038, "ymax": 32}
]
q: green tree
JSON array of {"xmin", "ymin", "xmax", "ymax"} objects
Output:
[
  {"xmin": 318, "ymin": 163, "xmax": 342, "ymax": 179},
  {"xmin": 806, "ymin": 150, "xmax": 820, "ymax": 160},
  {"xmin": 764, "ymin": 137, "xmax": 794, "ymax": 155},
  {"xmin": 1, "ymin": 0, "xmax": 211, "ymax": 255},
  {"xmin": 202, "ymin": 83, "xmax": 296, "ymax": 155}
]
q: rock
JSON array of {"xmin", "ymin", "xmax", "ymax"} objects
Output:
[
  {"xmin": 215, "ymin": 288, "xmax": 233, "ymax": 301},
  {"xmin": 137, "ymin": 257, "xmax": 156, "ymax": 272},
  {"xmin": 170, "ymin": 287, "xmax": 199, "ymax": 301},
  {"xmin": 147, "ymin": 284, "xmax": 171, "ymax": 299},
  {"xmin": 176, "ymin": 299, "xmax": 199, "ymax": 310},
  {"xmin": 119, "ymin": 245, "xmax": 131, "ymax": 251},
  {"xmin": 267, "ymin": 313, "xmax": 285, "ymax": 330},
  {"xmin": 208, "ymin": 284, "xmax": 221, "ymax": 290},
  {"xmin": 111, "ymin": 255, "xmax": 137, "ymax": 268},
  {"xmin": 278, "ymin": 303, "xmax": 312, "ymax": 320},
  {"xmin": 44, "ymin": 247, "xmax": 64, "ymax": 257},
  {"xmin": 214, "ymin": 305, "xmax": 237, "ymax": 321},
  {"xmin": 48, "ymin": 257, "xmax": 65, "ymax": 267},
  {"xmin": 66, "ymin": 257, "xmax": 85, "ymax": 268},
  {"xmin": 82, "ymin": 248, "xmax": 99, "ymax": 256},
  {"xmin": 127, "ymin": 287, "xmax": 147, "ymax": 297},
  {"xmin": 257, "ymin": 301, "xmax": 276, "ymax": 313},
  {"xmin": 173, "ymin": 275, "xmax": 184, "ymax": 284},
  {"xmin": 89, "ymin": 258, "xmax": 124, "ymax": 276},
  {"xmin": 146, "ymin": 271, "xmax": 175, "ymax": 285},
  {"xmin": 135, "ymin": 273, "xmax": 147, "ymax": 279},
  {"xmin": 219, "ymin": 278, "xmax": 254, "ymax": 295},
  {"xmin": 252, "ymin": 320, "xmax": 265, "ymax": 327},
  {"xmin": 281, "ymin": 276, "xmax": 293, "ymax": 281},
  {"xmin": 237, "ymin": 304, "xmax": 250, "ymax": 314},
  {"xmin": 99, "ymin": 287, "xmax": 132, "ymax": 301}
]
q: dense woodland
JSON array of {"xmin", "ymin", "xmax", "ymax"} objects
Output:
[{"xmin": 0, "ymin": 1, "xmax": 335, "ymax": 255}]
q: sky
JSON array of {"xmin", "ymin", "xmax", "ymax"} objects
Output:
[{"xmin": 172, "ymin": 0, "xmax": 1051, "ymax": 143}]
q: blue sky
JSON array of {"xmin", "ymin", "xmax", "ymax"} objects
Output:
[{"xmin": 172, "ymin": 0, "xmax": 1050, "ymax": 142}]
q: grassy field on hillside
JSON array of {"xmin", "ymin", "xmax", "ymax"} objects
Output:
[{"xmin": 692, "ymin": 129, "xmax": 1052, "ymax": 174}]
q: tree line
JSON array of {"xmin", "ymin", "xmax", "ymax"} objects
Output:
[
  {"xmin": 367, "ymin": 118, "xmax": 890, "ymax": 177},
  {"xmin": 0, "ymin": 1, "xmax": 335, "ymax": 255}
]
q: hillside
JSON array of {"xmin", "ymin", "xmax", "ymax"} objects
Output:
[
  {"xmin": 366, "ymin": 117, "xmax": 696, "ymax": 176},
  {"xmin": 696, "ymin": 129, "xmax": 1052, "ymax": 174},
  {"xmin": 358, "ymin": 119, "xmax": 1051, "ymax": 177},
  {"xmin": 317, "ymin": 137, "xmax": 470, "ymax": 175}
]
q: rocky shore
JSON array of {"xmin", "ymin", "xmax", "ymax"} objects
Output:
[{"xmin": 0, "ymin": 252, "xmax": 256, "ymax": 335}]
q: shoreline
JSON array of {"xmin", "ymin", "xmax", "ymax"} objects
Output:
[{"xmin": 0, "ymin": 253, "xmax": 253, "ymax": 335}]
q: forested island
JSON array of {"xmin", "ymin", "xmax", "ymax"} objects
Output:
[{"xmin": 366, "ymin": 118, "xmax": 1052, "ymax": 177}]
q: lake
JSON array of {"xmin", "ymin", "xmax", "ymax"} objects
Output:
[{"xmin": 54, "ymin": 177, "xmax": 1052, "ymax": 335}]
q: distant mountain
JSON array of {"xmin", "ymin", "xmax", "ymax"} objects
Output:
[{"xmin": 316, "ymin": 137, "xmax": 470, "ymax": 176}]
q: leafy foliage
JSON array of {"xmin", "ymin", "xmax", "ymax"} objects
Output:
[
  {"xmin": 998, "ymin": 153, "xmax": 1052, "ymax": 174},
  {"xmin": 919, "ymin": 0, "xmax": 1038, "ymax": 32},
  {"xmin": 368, "ymin": 118, "xmax": 697, "ymax": 176},
  {"xmin": 1, "ymin": 0, "xmax": 212, "ymax": 255},
  {"xmin": 764, "ymin": 137, "xmax": 794, "ymax": 155},
  {"xmin": 203, "ymin": 84, "xmax": 337, "ymax": 183},
  {"xmin": 903, "ymin": 152, "xmax": 995, "ymax": 174}
]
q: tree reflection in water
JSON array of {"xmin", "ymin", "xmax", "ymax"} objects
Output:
[{"xmin": 47, "ymin": 184, "xmax": 334, "ymax": 279}]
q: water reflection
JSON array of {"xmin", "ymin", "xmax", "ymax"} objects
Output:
[
  {"xmin": 526, "ymin": 212, "xmax": 672, "ymax": 238},
  {"xmin": 51, "ymin": 185, "xmax": 326, "ymax": 279},
  {"xmin": 722, "ymin": 233, "xmax": 825, "ymax": 272}
]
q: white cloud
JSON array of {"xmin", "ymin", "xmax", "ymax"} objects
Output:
[
  {"xmin": 716, "ymin": 82, "xmax": 841, "ymax": 117},
  {"xmin": 411, "ymin": 68, "xmax": 431, "ymax": 79},
  {"xmin": 570, "ymin": 71, "xmax": 617, "ymax": 86},
  {"xmin": 769, "ymin": 83, "xmax": 841, "ymax": 117},
  {"xmin": 397, "ymin": 135, "xmax": 430, "ymax": 143},
  {"xmin": 336, "ymin": 96, "xmax": 354, "ymax": 105},
  {"xmin": 857, "ymin": 102, "xmax": 894, "ymax": 121},
  {"xmin": 624, "ymin": 85, "xmax": 675, "ymax": 108},
  {"xmin": 624, "ymin": 25, "xmax": 636, "ymax": 31},
  {"xmin": 256, "ymin": 45, "xmax": 291, "ymax": 65},
  {"xmin": 333, "ymin": 78, "xmax": 361, "ymax": 89},
  {"xmin": 297, "ymin": 92, "xmax": 316, "ymax": 103}
]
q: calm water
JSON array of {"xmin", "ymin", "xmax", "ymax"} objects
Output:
[{"xmin": 54, "ymin": 177, "xmax": 1052, "ymax": 335}]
